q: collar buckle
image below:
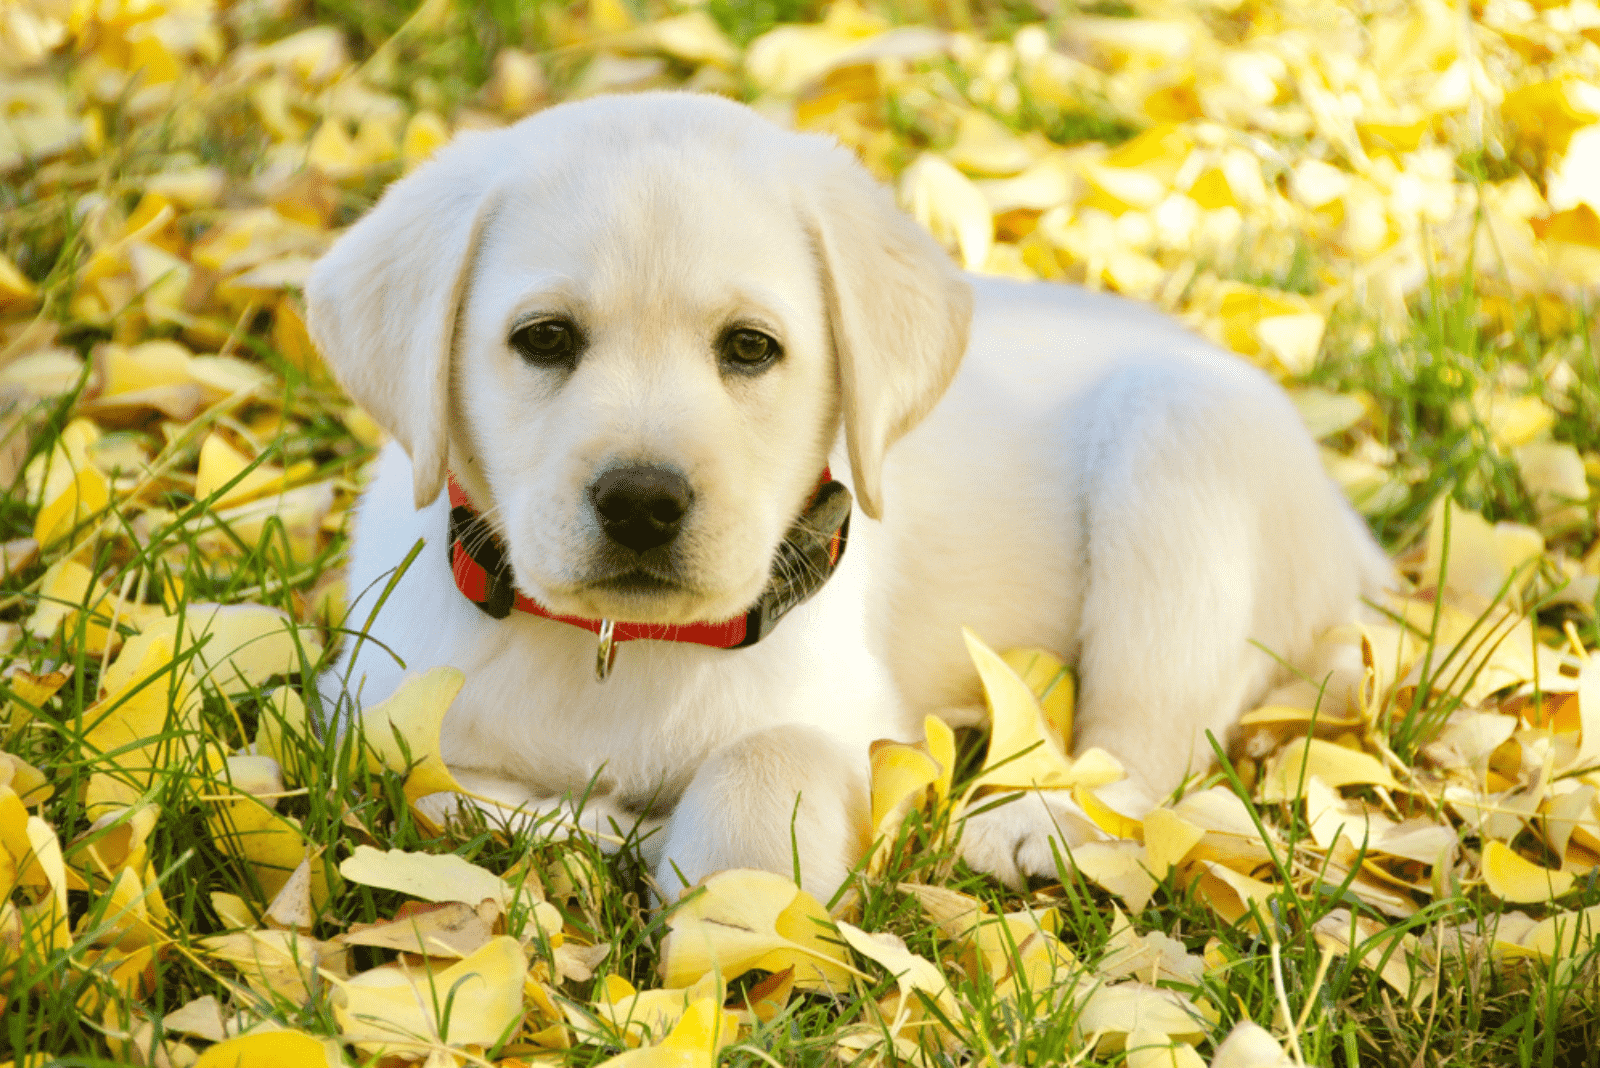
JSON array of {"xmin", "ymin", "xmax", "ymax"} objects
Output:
[{"xmin": 595, "ymin": 619, "xmax": 618, "ymax": 681}]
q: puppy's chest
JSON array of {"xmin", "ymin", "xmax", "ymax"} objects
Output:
[{"xmin": 436, "ymin": 630, "xmax": 796, "ymax": 798}]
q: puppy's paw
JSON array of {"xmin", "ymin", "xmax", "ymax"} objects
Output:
[
  {"xmin": 957, "ymin": 790, "xmax": 1108, "ymax": 888},
  {"xmin": 654, "ymin": 725, "xmax": 869, "ymax": 904}
]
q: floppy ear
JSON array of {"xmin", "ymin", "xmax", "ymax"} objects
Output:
[
  {"xmin": 306, "ymin": 133, "xmax": 504, "ymax": 509},
  {"xmin": 807, "ymin": 152, "xmax": 973, "ymax": 520}
]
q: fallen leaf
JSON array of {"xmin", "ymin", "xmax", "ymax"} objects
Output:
[
  {"xmin": 334, "ymin": 934, "xmax": 527, "ymax": 1053},
  {"xmin": 659, "ymin": 869, "xmax": 857, "ymax": 992},
  {"xmin": 1481, "ymin": 840, "xmax": 1574, "ymax": 902}
]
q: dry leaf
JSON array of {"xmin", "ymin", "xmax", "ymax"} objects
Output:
[{"xmin": 659, "ymin": 869, "xmax": 857, "ymax": 992}]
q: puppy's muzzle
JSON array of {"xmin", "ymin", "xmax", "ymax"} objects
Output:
[{"xmin": 590, "ymin": 464, "xmax": 693, "ymax": 554}]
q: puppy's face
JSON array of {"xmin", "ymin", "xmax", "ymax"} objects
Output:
[
  {"xmin": 453, "ymin": 152, "xmax": 838, "ymax": 626},
  {"xmin": 307, "ymin": 93, "xmax": 973, "ymax": 633}
]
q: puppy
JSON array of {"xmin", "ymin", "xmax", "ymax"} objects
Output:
[{"xmin": 307, "ymin": 91, "xmax": 1391, "ymax": 900}]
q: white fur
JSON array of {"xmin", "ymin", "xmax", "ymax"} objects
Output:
[{"xmin": 307, "ymin": 92, "xmax": 1391, "ymax": 901}]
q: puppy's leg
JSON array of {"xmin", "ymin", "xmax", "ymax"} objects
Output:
[
  {"xmin": 961, "ymin": 362, "xmax": 1376, "ymax": 883},
  {"xmin": 654, "ymin": 725, "xmax": 871, "ymax": 903}
]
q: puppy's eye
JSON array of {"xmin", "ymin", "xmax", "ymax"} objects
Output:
[
  {"xmin": 510, "ymin": 319, "xmax": 579, "ymax": 366},
  {"xmin": 721, "ymin": 328, "xmax": 781, "ymax": 373}
]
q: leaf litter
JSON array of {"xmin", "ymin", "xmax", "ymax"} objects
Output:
[{"xmin": 2, "ymin": 0, "xmax": 1600, "ymax": 1063}]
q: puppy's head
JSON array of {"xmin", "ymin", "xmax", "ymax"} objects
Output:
[{"xmin": 308, "ymin": 93, "xmax": 972, "ymax": 626}]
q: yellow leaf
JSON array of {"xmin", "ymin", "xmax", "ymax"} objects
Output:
[
  {"xmin": 195, "ymin": 432, "xmax": 291, "ymax": 509},
  {"xmin": 357, "ymin": 666, "xmax": 468, "ymax": 800},
  {"xmin": 946, "ymin": 109, "xmax": 1036, "ymax": 177},
  {"xmin": 1077, "ymin": 983, "xmax": 1209, "ymax": 1051},
  {"xmin": 659, "ymin": 869, "xmax": 857, "ymax": 992},
  {"xmin": 341, "ymin": 900, "xmax": 493, "ymax": 959},
  {"xmin": 1125, "ymin": 1032, "xmax": 1207, "ymax": 1068},
  {"xmin": 33, "ymin": 463, "xmax": 109, "ymax": 547},
  {"xmin": 1483, "ymin": 393, "xmax": 1556, "ymax": 449},
  {"xmin": 201, "ymin": 928, "xmax": 347, "ymax": 1005},
  {"xmin": 1518, "ymin": 903, "xmax": 1600, "ymax": 962},
  {"xmin": 485, "ymin": 48, "xmax": 547, "ymax": 115},
  {"xmin": 401, "ymin": 110, "xmax": 450, "ymax": 171},
  {"xmin": 1502, "ymin": 78, "xmax": 1600, "ymax": 158},
  {"xmin": 98, "ymin": 339, "xmax": 194, "ymax": 392},
  {"xmin": 193, "ymin": 1030, "xmax": 340, "ymax": 1068},
  {"xmin": 658, "ymin": 995, "xmax": 739, "ymax": 1055},
  {"xmin": 1311, "ymin": 908, "xmax": 1414, "ymax": 996},
  {"xmin": 24, "ymin": 560, "xmax": 113, "ymax": 652},
  {"xmin": 1210, "ymin": 1021, "xmax": 1295, "ymax": 1068},
  {"xmin": 207, "ymin": 794, "xmax": 323, "ymax": 905},
  {"xmin": 135, "ymin": 603, "xmax": 323, "ymax": 696},
  {"xmin": 1254, "ymin": 312, "xmax": 1325, "ymax": 377},
  {"xmin": 1481, "ymin": 840, "xmax": 1574, "ymax": 902},
  {"xmin": 1142, "ymin": 808, "xmax": 1204, "ymax": 878},
  {"xmin": 256, "ymin": 686, "xmax": 310, "ymax": 768},
  {"xmin": 1073, "ymin": 784, "xmax": 1142, "ymax": 840},
  {"xmin": 900, "ymin": 154, "xmax": 994, "ymax": 271},
  {"xmin": 1073, "ymin": 840, "xmax": 1158, "ymax": 912},
  {"xmin": 0, "ymin": 253, "xmax": 38, "ymax": 312},
  {"xmin": 306, "ymin": 119, "xmax": 361, "ymax": 177},
  {"xmin": 869, "ymin": 739, "xmax": 939, "ymax": 831},
  {"xmin": 837, "ymin": 921, "xmax": 958, "ymax": 1040},
  {"xmin": 82, "ymin": 633, "xmax": 203, "ymax": 780},
  {"xmin": 965, "ymin": 629, "xmax": 1123, "ymax": 793},
  {"xmin": 1514, "ymin": 441, "xmax": 1590, "ymax": 524},
  {"xmin": 618, "ymin": 11, "xmax": 740, "ymax": 68},
  {"xmin": 1192, "ymin": 862, "xmax": 1276, "ymax": 927},
  {"xmin": 334, "ymin": 935, "xmax": 527, "ymax": 1053},
  {"xmin": 338, "ymin": 845, "xmax": 512, "ymax": 911},
  {"xmin": 1577, "ymin": 658, "xmax": 1600, "ymax": 774},
  {"xmin": 1420, "ymin": 497, "xmax": 1543, "ymax": 603},
  {"xmin": 1001, "ymin": 647, "xmax": 1074, "ymax": 743},
  {"xmin": 1258, "ymin": 738, "xmax": 1396, "ymax": 801},
  {"xmin": 0, "ymin": 754, "xmax": 51, "ymax": 808},
  {"xmin": 4, "ymin": 664, "xmax": 73, "ymax": 739}
]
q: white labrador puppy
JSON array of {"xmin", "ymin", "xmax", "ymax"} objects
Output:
[{"xmin": 307, "ymin": 91, "xmax": 1390, "ymax": 899}]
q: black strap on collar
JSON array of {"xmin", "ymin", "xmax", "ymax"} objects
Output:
[{"xmin": 447, "ymin": 474, "xmax": 851, "ymax": 650}]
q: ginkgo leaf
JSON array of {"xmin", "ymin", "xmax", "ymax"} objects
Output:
[
  {"xmin": 192, "ymin": 1030, "xmax": 341, "ymax": 1068},
  {"xmin": 1073, "ymin": 840, "xmax": 1159, "ymax": 912},
  {"xmin": 964, "ymin": 628, "xmax": 1123, "ymax": 793},
  {"xmin": 1209, "ymin": 1021, "xmax": 1295, "ymax": 1068},
  {"xmin": 590, "ymin": 994, "xmax": 737, "ymax": 1068},
  {"xmin": 1001, "ymin": 647, "xmax": 1074, "ymax": 743},
  {"xmin": 1258, "ymin": 737, "xmax": 1397, "ymax": 801},
  {"xmin": 341, "ymin": 900, "xmax": 493, "ymax": 959},
  {"xmin": 901, "ymin": 154, "xmax": 994, "ymax": 271},
  {"xmin": 869, "ymin": 739, "xmax": 940, "ymax": 831},
  {"xmin": 195, "ymin": 432, "xmax": 292, "ymax": 510},
  {"xmin": 1097, "ymin": 907, "xmax": 1205, "ymax": 985},
  {"xmin": 356, "ymin": 667, "xmax": 467, "ymax": 799},
  {"xmin": 1142, "ymin": 808, "xmax": 1205, "ymax": 878},
  {"xmin": 1076, "ymin": 983, "xmax": 1210, "ymax": 1051},
  {"xmin": 1481, "ymin": 840, "xmax": 1574, "ymax": 902},
  {"xmin": 333, "ymin": 934, "xmax": 527, "ymax": 1053},
  {"xmin": 837, "ymin": 921, "xmax": 958, "ymax": 1040},
  {"xmin": 659, "ymin": 869, "xmax": 858, "ymax": 992},
  {"xmin": 339, "ymin": 845, "xmax": 511, "ymax": 910},
  {"xmin": 1312, "ymin": 908, "xmax": 1415, "ymax": 996},
  {"xmin": 207, "ymin": 793, "xmax": 325, "ymax": 906}
]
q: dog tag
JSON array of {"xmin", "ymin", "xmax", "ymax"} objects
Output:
[{"xmin": 595, "ymin": 618, "xmax": 618, "ymax": 680}]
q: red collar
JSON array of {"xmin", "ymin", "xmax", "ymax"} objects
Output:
[{"xmin": 446, "ymin": 470, "xmax": 850, "ymax": 675}]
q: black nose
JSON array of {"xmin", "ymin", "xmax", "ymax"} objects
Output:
[{"xmin": 590, "ymin": 464, "xmax": 693, "ymax": 554}]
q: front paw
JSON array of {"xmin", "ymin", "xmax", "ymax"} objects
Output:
[
  {"xmin": 957, "ymin": 790, "xmax": 1109, "ymax": 888},
  {"xmin": 653, "ymin": 725, "xmax": 870, "ymax": 903}
]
